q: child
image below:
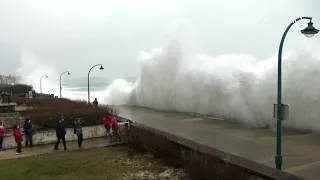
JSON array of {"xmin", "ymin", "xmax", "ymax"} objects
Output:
[
  {"xmin": 13, "ymin": 125, "xmax": 23, "ymax": 154},
  {"xmin": 0, "ymin": 120, "xmax": 6, "ymax": 151}
]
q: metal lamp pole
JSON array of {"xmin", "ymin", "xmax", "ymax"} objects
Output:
[
  {"xmin": 60, "ymin": 71, "xmax": 70, "ymax": 98},
  {"xmin": 275, "ymin": 17, "xmax": 318, "ymax": 170},
  {"xmin": 40, "ymin": 75, "xmax": 48, "ymax": 94},
  {"xmin": 87, "ymin": 64, "xmax": 104, "ymax": 104}
]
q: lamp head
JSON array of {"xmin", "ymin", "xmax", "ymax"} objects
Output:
[
  {"xmin": 301, "ymin": 21, "xmax": 319, "ymax": 38},
  {"xmin": 67, "ymin": 72, "xmax": 70, "ymax": 75},
  {"xmin": 99, "ymin": 65, "xmax": 104, "ymax": 70}
]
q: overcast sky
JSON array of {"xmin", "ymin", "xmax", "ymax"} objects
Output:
[{"xmin": 0, "ymin": 0, "xmax": 319, "ymax": 79}]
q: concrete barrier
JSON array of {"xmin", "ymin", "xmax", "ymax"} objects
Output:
[
  {"xmin": 127, "ymin": 122, "xmax": 304, "ymax": 180},
  {"xmin": 3, "ymin": 122, "xmax": 129, "ymax": 149}
]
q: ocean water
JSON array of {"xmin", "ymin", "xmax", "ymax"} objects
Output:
[{"xmin": 16, "ymin": 19, "xmax": 320, "ymax": 131}]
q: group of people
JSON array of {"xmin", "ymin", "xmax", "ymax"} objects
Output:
[
  {"xmin": 103, "ymin": 115, "xmax": 121, "ymax": 144},
  {"xmin": 0, "ymin": 115, "xmax": 121, "ymax": 154},
  {"xmin": 1, "ymin": 92, "xmax": 12, "ymax": 104},
  {"xmin": 0, "ymin": 119, "xmax": 33, "ymax": 154}
]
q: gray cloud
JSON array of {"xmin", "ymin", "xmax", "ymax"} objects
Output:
[{"xmin": 0, "ymin": 0, "xmax": 319, "ymax": 78}]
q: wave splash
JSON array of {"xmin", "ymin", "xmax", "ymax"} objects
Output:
[
  {"xmin": 104, "ymin": 23, "xmax": 320, "ymax": 131},
  {"xmin": 16, "ymin": 20, "xmax": 320, "ymax": 131}
]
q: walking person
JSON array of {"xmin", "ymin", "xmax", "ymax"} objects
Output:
[
  {"xmin": 74, "ymin": 118, "xmax": 84, "ymax": 148},
  {"xmin": 13, "ymin": 125, "xmax": 23, "ymax": 154},
  {"xmin": 54, "ymin": 116, "xmax": 67, "ymax": 151},
  {"xmin": 23, "ymin": 119, "xmax": 33, "ymax": 148},
  {"xmin": 0, "ymin": 120, "xmax": 6, "ymax": 151}
]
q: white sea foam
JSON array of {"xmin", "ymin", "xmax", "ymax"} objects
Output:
[{"xmin": 17, "ymin": 19, "xmax": 320, "ymax": 131}]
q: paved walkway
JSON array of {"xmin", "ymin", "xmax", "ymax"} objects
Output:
[
  {"xmin": 0, "ymin": 137, "xmax": 109, "ymax": 160},
  {"xmin": 117, "ymin": 106, "xmax": 320, "ymax": 180}
]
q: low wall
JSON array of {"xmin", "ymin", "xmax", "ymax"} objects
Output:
[
  {"xmin": 127, "ymin": 122, "xmax": 304, "ymax": 180},
  {"xmin": 3, "ymin": 122, "xmax": 129, "ymax": 149}
]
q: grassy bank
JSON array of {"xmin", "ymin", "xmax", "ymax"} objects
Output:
[{"xmin": 0, "ymin": 147, "xmax": 185, "ymax": 180}]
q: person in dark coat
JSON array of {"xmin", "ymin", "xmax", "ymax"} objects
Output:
[
  {"xmin": 54, "ymin": 116, "xmax": 67, "ymax": 151},
  {"xmin": 74, "ymin": 118, "xmax": 84, "ymax": 148},
  {"xmin": 93, "ymin": 98, "xmax": 98, "ymax": 106},
  {"xmin": 23, "ymin": 119, "xmax": 33, "ymax": 148}
]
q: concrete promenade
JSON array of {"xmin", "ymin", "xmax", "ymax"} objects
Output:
[
  {"xmin": 118, "ymin": 105, "xmax": 320, "ymax": 180},
  {"xmin": 0, "ymin": 137, "xmax": 109, "ymax": 160}
]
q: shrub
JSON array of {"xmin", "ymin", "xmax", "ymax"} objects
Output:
[
  {"xmin": 0, "ymin": 84, "xmax": 33, "ymax": 94},
  {"xmin": 19, "ymin": 98, "xmax": 119, "ymax": 131}
]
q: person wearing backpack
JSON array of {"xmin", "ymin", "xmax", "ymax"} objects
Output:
[{"xmin": 74, "ymin": 118, "xmax": 84, "ymax": 148}]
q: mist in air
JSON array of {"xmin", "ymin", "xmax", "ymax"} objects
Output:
[{"xmin": 1, "ymin": 0, "xmax": 320, "ymax": 130}]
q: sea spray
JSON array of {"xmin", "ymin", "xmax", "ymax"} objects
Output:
[{"xmin": 16, "ymin": 20, "xmax": 320, "ymax": 131}]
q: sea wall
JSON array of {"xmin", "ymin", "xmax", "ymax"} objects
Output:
[
  {"xmin": 127, "ymin": 122, "xmax": 304, "ymax": 180},
  {"xmin": 3, "ymin": 122, "xmax": 130, "ymax": 149}
]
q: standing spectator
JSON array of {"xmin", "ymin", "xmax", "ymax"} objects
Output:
[
  {"xmin": 103, "ymin": 116, "xmax": 112, "ymax": 143},
  {"xmin": 93, "ymin": 98, "xmax": 98, "ymax": 106},
  {"xmin": 13, "ymin": 125, "xmax": 23, "ymax": 154},
  {"xmin": 110, "ymin": 116, "xmax": 121, "ymax": 144},
  {"xmin": 1, "ymin": 92, "xmax": 5, "ymax": 103},
  {"xmin": 74, "ymin": 118, "xmax": 84, "ymax": 148},
  {"xmin": 0, "ymin": 120, "xmax": 6, "ymax": 151},
  {"xmin": 23, "ymin": 119, "xmax": 33, "ymax": 148},
  {"xmin": 54, "ymin": 116, "xmax": 67, "ymax": 151},
  {"xmin": 7, "ymin": 93, "xmax": 11, "ymax": 104}
]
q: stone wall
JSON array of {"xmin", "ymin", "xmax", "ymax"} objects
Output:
[
  {"xmin": 0, "ymin": 112, "xmax": 22, "ymax": 128},
  {"xmin": 127, "ymin": 122, "xmax": 304, "ymax": 180},
  {"xmin": 3, "ymin": 122, "xmax": 130, "ymax": 149}
]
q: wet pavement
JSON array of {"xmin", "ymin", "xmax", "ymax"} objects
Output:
[
  {"xmin": 117, "ymin": 105, "xmax": 320, "ymax": 180},
  {"xmin": 0, "ymin": 137, "xmax": 110, "ymax": 161}
]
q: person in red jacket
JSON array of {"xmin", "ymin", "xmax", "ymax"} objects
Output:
[
  {"xmin": 110, "ymin": 116, "xmax": 121, "ymax": 144},
  {"xmin": 13, "ymin": 125, "xmax": 23, "ymax": 154},
  {"xmin": 0, "ymin": 120, "xmax": 6, "ymax": 151},
  {"xmin": 103, "ymin": 116, "xmax": 112, "ymax": 134},
  {"xmin": 103, "ymin": 116, "xmax": 112, "ymax": 143}
]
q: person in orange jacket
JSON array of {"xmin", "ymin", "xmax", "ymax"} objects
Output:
[
  {"xmin": 0, "ymin": 120, "xmax": 6, "ymax": 151},
  {"xmin": 13, "ymin": 125, "xmax": 23, "ymax": 154}
]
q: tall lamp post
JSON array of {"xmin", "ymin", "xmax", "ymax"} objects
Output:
[
  {"xmin": 40, "ymin": 75, "xmax": 48, "ymax": 94},
  {"xmin": 275, "ymin": 17, "xmax": 318, "ymax": 170},
  {"xmin": 87, "ymin": 64, "xmax": 104, "ymax": 104},
  {"xmin": 60, "ymin": 71, "xmax": 70, "ymax": 98}
]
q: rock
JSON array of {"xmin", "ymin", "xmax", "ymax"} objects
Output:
[
  {"xmin": 135, "ymin": 171, "xmax": 156, "ymax": 180},
  {"xmin": 125, "ymin": 159, "xmax": 132, "ymax": 165},
  {"xmin": 158, "ymin": 169, "xmax": 174, "ymax": 178},
  {"xmin": 158, "ymin": 168, "xmax": 186, "ymax": 179}
]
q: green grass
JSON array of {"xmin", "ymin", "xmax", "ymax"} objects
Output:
[{"xmin": 0, "ymin": 147, "xmax": 169, "ymax": 180}]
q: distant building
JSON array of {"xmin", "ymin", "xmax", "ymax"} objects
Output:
[{"xmin": 0, "ymin": 74, "xmax": 17, "ymax": 85}]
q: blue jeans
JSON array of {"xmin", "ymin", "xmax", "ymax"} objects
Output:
[{"xmin": 25, "ymin": 133, "xmax": 33, "ymax": 147}]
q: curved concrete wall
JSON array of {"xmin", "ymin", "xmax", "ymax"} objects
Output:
[{"xmin": 128, "ymin": 122, "xmax": 304, "ymax": 180}]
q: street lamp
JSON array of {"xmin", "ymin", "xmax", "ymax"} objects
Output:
[
  {"xmin": 60, "ymin": 71, "xmax": 70, "ymax": 98},
  {"xmin": 40, "ymin": 75, "xmax": 48, "ymax": 94},
  {"xmin": 275, "ymin": 17, "xmax": 318, "ymax": 170},
  {"xmin": 87, "ymin": 64, "xmax": 104, "ymax": 104}
]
